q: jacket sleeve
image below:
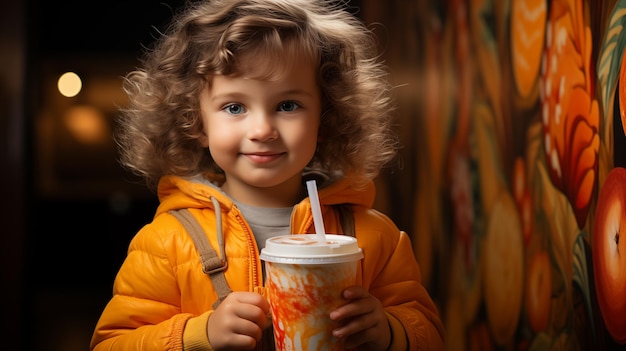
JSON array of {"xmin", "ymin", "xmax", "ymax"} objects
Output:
[
  {"xmin": 356, "ymin": 210, "xmax": 445, "ymax": 350},
  {"xmin": 89, "ymin": 220, "xmax": 210, "ymax": 351}
]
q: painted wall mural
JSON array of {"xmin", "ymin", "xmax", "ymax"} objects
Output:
[{"xmin": 360, "ymin": 0, "xmax": 626, "ymax": 350}]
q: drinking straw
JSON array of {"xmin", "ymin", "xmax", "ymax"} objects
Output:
[{"xmin": 306, "ymin": 180, "xmax": 327, "ymax": 243}]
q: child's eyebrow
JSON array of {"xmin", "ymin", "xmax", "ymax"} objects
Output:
[
  {"xmin": 209, "ymin": 92, "xmax": 247, "ymax": 102},
  {"xmin": 277, "ymin": 89, "xmax": 317, "ymax": 98}
]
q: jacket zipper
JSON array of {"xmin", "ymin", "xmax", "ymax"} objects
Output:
[{"xmin": 234, "ymin": 213, "xmax": 263, "ymax": 289}]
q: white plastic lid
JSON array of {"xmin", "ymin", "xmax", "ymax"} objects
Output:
[{"xmin": 260, "ymin": 234, "xmax": 363, "ymax": 264}]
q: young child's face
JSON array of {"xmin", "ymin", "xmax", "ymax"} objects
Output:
[{"xmin": 198, "ymin": 50, "xmax": 321, "ymax": 204}]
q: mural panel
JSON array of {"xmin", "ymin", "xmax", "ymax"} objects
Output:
[{"xmin": 362, "ymin": 0, "xmax": 626, "ymax": 349}]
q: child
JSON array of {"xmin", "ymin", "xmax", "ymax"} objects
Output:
[{"xmin": 90, "ymin": 0, "xmax": 444, "ymax": 350}]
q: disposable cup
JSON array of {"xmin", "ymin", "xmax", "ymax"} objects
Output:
[{"xmin": 260, "ymin": 234, "xmax": 363, "ymax": 351}]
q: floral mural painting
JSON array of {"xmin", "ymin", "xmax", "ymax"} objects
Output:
[
  {"xmin": 361, "ymin": 0, "xmax": 626, "ymax": 350},
  {"xmin": 540, "ymin": 0, "xmax": 599, "ymax": 231}
]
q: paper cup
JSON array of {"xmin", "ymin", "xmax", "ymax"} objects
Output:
[{"xmin": 260, "ymin": 234, "xmax": 363, "ymax": 351}]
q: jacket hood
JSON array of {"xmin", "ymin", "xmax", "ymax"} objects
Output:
[{"xmin": 154, "ymin": 173, "xmax": 376, "ymax": 217}]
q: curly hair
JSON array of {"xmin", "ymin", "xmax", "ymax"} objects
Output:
[{"xmin": 117, "ymin": 0, "xmax": 399, "ymax": 190}]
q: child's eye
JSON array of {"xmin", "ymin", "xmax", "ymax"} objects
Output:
[
  {"xmin": 278, "ymin": 101, "xmax": 299, "ymax": 112},
  {"xmin": 224, "ymin": 103, "xmax": 245, "ymax": 115}
]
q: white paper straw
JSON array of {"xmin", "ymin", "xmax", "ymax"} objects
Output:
[{"xmin": 306, "ymin": 180, "xmax": 326, "ymax": 243}]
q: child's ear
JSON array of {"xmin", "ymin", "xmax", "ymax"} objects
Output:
[{"xmin": 198, "ymin": 130, "xmax": 209, "ymax": 148}]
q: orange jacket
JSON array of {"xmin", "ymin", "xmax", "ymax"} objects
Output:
[{"xmin": 90, "ymin": 174, "xmax": 444, "ymax": 350}]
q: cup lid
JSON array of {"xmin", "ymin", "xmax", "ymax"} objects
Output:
[{"xmin": 260, "ymin": 234, "xmax": 363, "ymax": 264}]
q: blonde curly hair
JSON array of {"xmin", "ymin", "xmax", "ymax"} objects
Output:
[{"xmin": 117, "ymin": 0, "xmax": 398, "ymax": 190}]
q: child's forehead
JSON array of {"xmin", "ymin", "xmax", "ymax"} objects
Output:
[{"xmin": 233, "ymin": 46, "xmax": 318, "ymax": 80}]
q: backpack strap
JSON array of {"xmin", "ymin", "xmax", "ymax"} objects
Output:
[
  {"xmin": 169, "ymin": 208, "xmax": 232, "ymax": 310},
  {"xmin": 335, "ymin": 204, "xmax": 355, "ymax": 237}
]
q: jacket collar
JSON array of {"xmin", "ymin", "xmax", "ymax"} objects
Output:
[{"xmin": 154, "ymin": 172, "xmax": 376, "ymax": 217}]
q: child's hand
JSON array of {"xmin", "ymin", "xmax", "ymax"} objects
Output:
[
  {"xmin": 207, "ymin": 291, "xmax": 271, "ymax": 350},
  {"xmin": 330, "ymin": 286, "xmax": 391, "ymax": 351}
]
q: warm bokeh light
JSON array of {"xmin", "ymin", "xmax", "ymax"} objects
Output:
[
  {"xmin": 63, "ymin": 105, "xmax": 108, "ymax": 144},
  {"xmin": 57, "ymin": 72, "xmax": 82, "ymax": 97}
]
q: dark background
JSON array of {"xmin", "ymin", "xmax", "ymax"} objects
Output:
[{"xmin": 4, "ymin": 1, "xmax": 184, "ymax": 350}]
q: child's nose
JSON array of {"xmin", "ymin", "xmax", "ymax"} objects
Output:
[{"xmin": 247, "ymin": 112, "xmax": 278, "ymax": 141}]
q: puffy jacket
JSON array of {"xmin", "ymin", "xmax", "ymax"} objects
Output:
[{"xmin": 90, "ymin": 174, "xmax": 444, "ymax": 350}]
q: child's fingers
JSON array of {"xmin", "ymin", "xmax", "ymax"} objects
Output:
[{"xmin": 341, "ymin": 285, "xmax": 369, "ymax": 299}]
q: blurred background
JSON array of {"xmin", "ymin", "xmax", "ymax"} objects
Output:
[{"xmin": 2, "ymin": 1, "xmax": 190, "ymax": 350}]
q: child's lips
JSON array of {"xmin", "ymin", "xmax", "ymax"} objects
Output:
[{"xmin": 244, "ymin": 152, "xmax": 284, "ymax": 163}]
